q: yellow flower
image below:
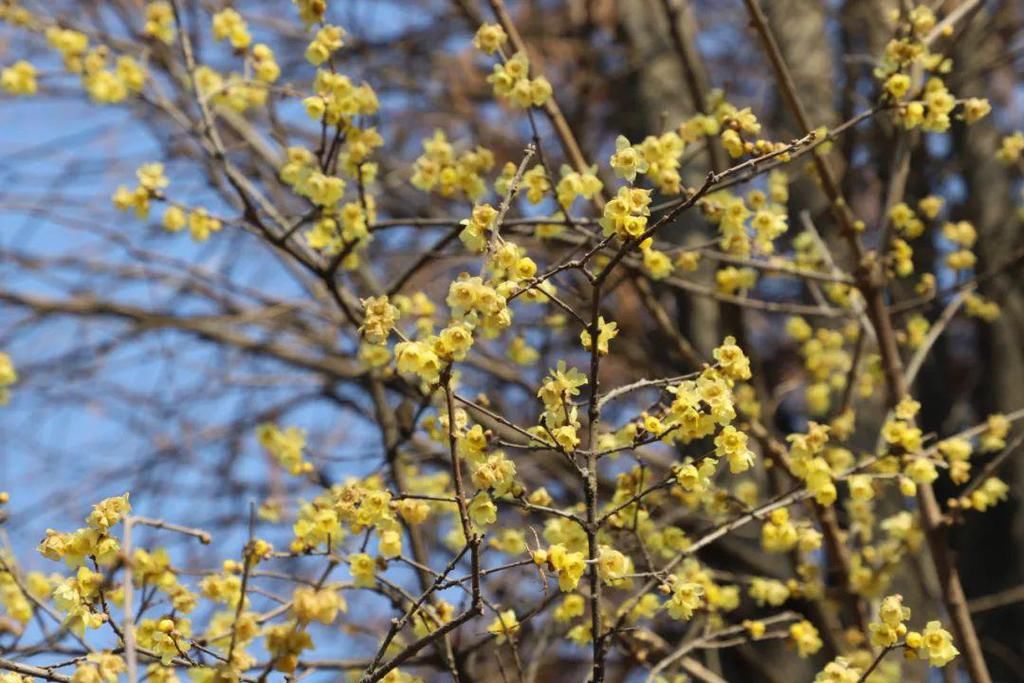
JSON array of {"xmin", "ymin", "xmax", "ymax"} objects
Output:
[
  {"xmin": 665, "ymin": 581, "xmax": 704, "ymax": 620},
  {"xmin": 257, "ymin": 424, "xmax": 311, "ymax": 476},
  {"xmin": 847, "ymin": 475, "xmax": 874, "ymax": 502},
  {"xmin": 556, "ymin": 165, "xmax": 603, "ymax": 208},
  {"xmin": 360, "ymin": 296, "xmax": 400, "ymax": 345},
  {"xmin": 436, "ymin": 322, "xmax": 475, "ymax": 362},
  {"xmin": 884, "ymin": 73, "xmax": 910, "ymax": 99},
  {"xmin": 377, "ymin": 526, "xmax": 403, "ymax": 559},
  {"xmin": 715, "ymin": 266, "xmax": 757, "ymax": 294},
  {"xmin": 211, "ymin": 8, "xmax": 251, "ymax": 50},
  {"xmin": 302, "ymin": 172, "xmax": 346, "ymax": 207},
  {"xmin": 567, "ymin": 623, "xmax": 592, "ymax": 646},
  {"xmin": 641, "ymin": 245, "xmax": 673, "ymax": 280},
  {"xmin": 489, "ymin": 528, "xmax": 526, "ymax": 555},
  {"xmin": 749, "ymin": 577, "xmax": 789, "ymax": 606},
  {"xmin": 714, "ymin": 426, "xmax": 755, "ymax": 474},
  {"xmin": 580, "ymin": 317, "xmax": 619, "ymax": 356},
  {"xmin": 471, "ymin": 452, "xmax": 517, "ymax": 495},
  {"xmin": 904, "ymin": 457, "xmax": 937, "ymax": 485},
  {"xmin": 137, "ymin": 617, "xmax": 191, "ymax": 665},
  {"xmin": 485, "ymin": 52, "xmax": 549, "ymax": 109},
  {"xmin": 305, "ymin": 25, "xmax": 345, "ymax": 65},
  {"xmin": 527, "ymin": 487, "xmax": 553, "ymax": 507},
  {"xmin": 394, "ymin": 340, "xmax": 442, "ymax": 384},
  {"xmin": 293, "ymin": 0, "xmax": 326, "ymax": 24},
  {"xmin": 597, "ymin": 545, "xmax": 632, "ymax": 587},
  {"xmin": 963, "ymin": 477, "xmax": 1009, "ymax": 511},
  {"xmin": 599, "ymin": 186, "xmax": 651, "ymax": 240},
  {"xmin": 901, "ymin": 101, "xmax": 925, "ymax": 129},
  {"xmin": 486, "ymin": 609, "xmax": 519, "ymax": 642},
  {"xmin": 252, "ymin": 44, "xmax": 280, "ymax": 83},
  {"xmin": 869, "ymin": 594, "xmax": 909, "ymax": 647},
  {"xmin": 397, "ymin": 499, "xmax": 430, "ymax": 525},
  {"xmin": 547, "ymin": 544, "xmax": 586, "ymax": 592},
  {"xmin": 459, "ymin": 203, "xmax": 497, "ymax": 252},
  {"xmin": 187, "ymin": 208, "xmax": 222, "ymax": 242},
  {"xmin": 814, "ymin": 657, "xmax": 861, "ymax": 682},
  {"xmin": 160, "ymin": 205, "xmax": 185, "ymax": 232},
  {"xmin": 961, "ymin": 98, "xmax": 991, "ymax": 124},
  {"xmin": 0, "ymin": 352, "xmax": 17, "ymax": 405},
  {"xmin": 675, "ymin": 250, "xmax": 700, "ymax": 272},
  {"xmin": 348, "ymin": 553, "xmax": 377, "ymax": 588},
  {"xmin": 86, "ymin": 493, "xmax": 131, "ymax": 532},
  {"xmin": 743, "ymin": 619, "xmax": 766, "ymax": 638},
  {"xmin": 144, "ymin": 3, "xmax": 176, "ymax": 45},
  {"xmin": 918, "ymin": 620, "xmax": 959, "ymax": 667},
  {"xmin": 468, "ymin": 491, "xmax": 497, "ymax": 526},
  {"xmin": 918, "ymin": 195, "xmax": 944, "ymax": 219},
  {"xmin": 981, "ymin": 413, "xmax": 1010, "ymax": 452},
  {"xmin": 1, "ymin": 60, "xmax": 37, "ymax": 95},
  {"xmin": 70, "ymin": 652, "xmax": 125, "ymax": 683},
  {"xmin": 551, "ymin": 424, "xmax": 580, "ymax": 451},
  {"xmin": 785, "ymin": 316, "xmax": 812, "ymax": 342},
  {"xmin": 721, "ymin": 129, "xmax": 744, "ymax": 158},
  {"xmin": 789, "ymin": 619, "xmax": 823, "ymax": 658},
  {"xmin": 264, "ymin": 622, "xmax": 313, "ymax": 673},
  {"xmin": 507, "ymin": 336, "xmax": 539, "ymax": 365},
  {"xmin": 894, "ymin": 396, "xmax": 920, "ymax": 420},
  {"xmin": 473, "ymin": 23, "xmax": 508, "ymax": 54},
  {"xmin": 761, "ymin": 508, "xmax": 800, "ymax": 552},
  {"xmin": 46, "ymin": 27, "xmax": 89, "ymax": 70},
  {"xmin": 521, "ymin": 164, "xmax": 550, "ymax": 203},
  {"xmin": 609, "ymin": 135, "xmax": 649, "ymax": 182},
  {"xmin": 996, "ymin": 132, "xmax": 1024, "ymax": 164},
  {"xmin": 291, "ymin": 586, "xmax": 345, "ymax": 625},
  {"xmin": 713, "ymin": 336, "xmax": 752, "ymax": 380},
  {"xmin": 554, "ymin": 594, "xmax": 585, "ymax": 622}
]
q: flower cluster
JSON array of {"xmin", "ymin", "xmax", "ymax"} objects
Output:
[
  {"xmin": 0, "ymin": 60, "xmax": 36, "ymax": 95},
  {"xmin": 303, "ymin": 66, "xmax": 379, "ymax": 127},
  {"xmin": 410, "ymin": 130, "xmax": 495, "ymax": 201},
  {"xmin": 600, "ymin": 185, "xmax": 652, "ymax": 240},
  {"xmin": 555, "ymin": 164, "xmax": 603, "ymax": 209},
  {"xmin": 535, "ymin": 361, "xmax": 587, "ymax": 451},
  {"xmin": 532, "ymin": 544, "xmax": 586, "ymax": 592},
  {"xmin": 211, "ymin": 8, "xmax": 250, "ymax": 50},
  {"xmin": 257, "ymin": 423, "xmax": 312, "ymax": 476},
  {"xmin": 360, "ymin": 296, "xmax": 400, "ymax": 345},
  {"xmin": 484, "ymin": 51, "xmax": 552, "ymax": 109},
  {"xmin": 305, "ymin": 25, "xmax": 345, "ymax": 65},
  {"xmin": 292, "ymin": 586, "xmax": 345, "ymax": 624},
  {"xmin": 112, "ymin": 162, "xmax": 168, "ymax": 219},
  {"xmin": 42, "ymin": 26, "xmax": 147, "ymax": 104},
  {"xmin": 143, "ymin": 2, "xmax": 175, "ymax": 45}
]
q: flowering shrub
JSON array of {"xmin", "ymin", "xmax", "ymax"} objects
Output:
[{"xmin": 1, "ymin": 1, "xmax": 1023, "ymax": 682}]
